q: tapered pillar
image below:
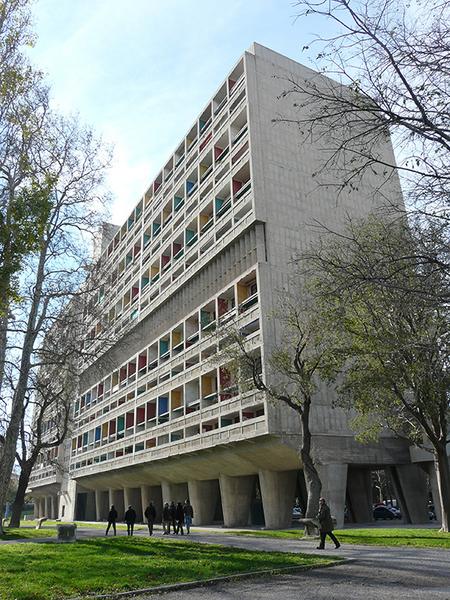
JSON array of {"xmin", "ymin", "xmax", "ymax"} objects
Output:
[
  {"xmin": 317, "ymin": 463, "xmax": 348, "ymax": 528},
  {"xmin": 95, "ymin": 490, "xmax": 109, "ymax": 521},
  {"xmin": 44, "ymin": 496, "xmax": 51, "ymax": 518},
  {"xmin": 40, "ymin": 497, "xmax": 45, "ymax": 518},
  {"xmin": 51, "ymin": 495, "xmax": 58, "ymax": 519},
  {"xmin": 110, "ymin": 489, "xmax": 125, "ymax": 518},
  {"xmin": 393, "ymin": 464, "xmax": 429, "ymax": 523},
  {"xmin": 85, "ymin": 491, "xmax": 96, "ymax": 521},
  {"xmin": 259, "ymin": 470, "xmax": 297, "ymax": 529},
  {"xmin": 219, "ymin": 474, "xmax": 255, "ymax": 527},
  {"xmin": 124, "ymin": 487, "xmax": 143, "ymax": 521},
  {"xmin": 188, "ymin": 479, "xmax": 220, "ymax": 525},
  {"xmin": 161, "ymin": 482, "xmax": 188, "ymax": 505},
  {"xmin": 347, "ymin": 468, "xmax": 373, "ymax": 523},
  {"xmin": 34, "ymin": 499, "xmax": 40, "ymax": 518},
  {"xmin": 427, "ymin": 462, "xmax": 442, "ymax": 523}
]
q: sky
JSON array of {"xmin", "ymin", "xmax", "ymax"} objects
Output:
[{"xmin": 29, "ymin": 0, "xmax": 337, "ymax": 225}]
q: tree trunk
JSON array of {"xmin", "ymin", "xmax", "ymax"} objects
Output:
[
  {"xmin": 9, "ymin": 461, "xmax": 33, "ymax": 528},
  {"xmin": 300, "ymin": 398, "xmax": 322, "ymax": 535},
  {"xmin": 0, "ymin": 239, "xmax": 48, "ymax": 535},
  {"xmin": 435, "ymin": 444, "xmax": 450, "ymax": 533}
]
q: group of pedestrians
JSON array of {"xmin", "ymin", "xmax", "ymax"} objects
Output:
[
  {"xmin": 105, "ymin": 499, "xmax": 194, "ymax": 537},
  {"xmin": 162, "ymin": 499, "xmax": 193, "ymax": 535}
]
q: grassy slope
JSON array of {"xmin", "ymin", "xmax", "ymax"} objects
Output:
[
  {"xmin": 229, "ymin": 528, "xmax": 450, "ymax": 548},
  {"xmin": 0, "ymin": 537, "xmax": 336, "ymax": 600}
]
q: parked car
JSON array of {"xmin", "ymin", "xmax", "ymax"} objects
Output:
[
  {"xmin": 292, "ymin": 505, "xmax": 303, "ymax": 521},
  {"xmin": 373, "ymin": 505, "xmax": 401, "ymax": 520}
]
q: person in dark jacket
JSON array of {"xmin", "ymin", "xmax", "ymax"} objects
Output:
[
  {"xmin": 175, "ymin": 502, "xmax": 184, "ymax": 535},
  {"xmin": 183, "ymin": 499, "xmax": 194, "ymax": 534},
  {"xmin": 169, "ymin": 501, "xmax": 177, "ymax": 534},
  {"xmin": 316, "ymin": 497, "xmax": 340, "ymax": 549},
  {"xmin": 105, "ymin": 505, "xmax": 118, "ymax": 536},
  {"xmin": 162, "ymin": 502, "xmax": 171, "ymax": 534},
  {"xmin": 144, "ymin": 501, "xmax": 156, "ymax": 536},
  {"xmin": 124, "ymin": 505, "xmax": 137, "ymax": 536}
]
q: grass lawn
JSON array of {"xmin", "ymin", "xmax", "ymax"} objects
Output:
[
  {"xmin": 229, "ymin": 528, "xmax": 450, "ymax": 548},
  {"xmin": 0, "ymin": 521, "xmax": 145, "ymax": 540},
  {"xmin": 0, "ymin": 537, "xmax": 337, "ymax": 600}
]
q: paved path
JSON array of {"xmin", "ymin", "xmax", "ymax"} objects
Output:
[{"xmin": 134, "ymin": 531, "xmax": 450, "ymax": 600}]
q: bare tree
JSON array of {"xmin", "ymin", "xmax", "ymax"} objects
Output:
[
  {"xmin": 221, "ymin": 294, "xmax": 332, "ymax": 532},
  {"xmin": 279, "ymin": 0, "xmax": 449, "ymax": 218},
  {"xmin": 0, "ymin": 111, "xmax": 112, "ymax": 535}
]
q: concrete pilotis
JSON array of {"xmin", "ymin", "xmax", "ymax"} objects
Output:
[
  {"xmin": 85, "ymin": 491, "xmax": 96, "ymax": 521},
  {"xmin": 51, "ymin": 495, "xmax": 58, "ymax": 519},
  {"xmin": 95, "ymin": 490, "xmax": 109, "ymax": 521},
  {"xmin": 394, "ymin": 464, "xmax": 429, "ymax": 523},
  {"xmin": 317, "ymin": 463, "xmax": 348, "ymax": 528},
  {"xmin": 219, "ymin": 474, "xmax": 255, "ymax": 527},
  {"xmin": 161, "ymin": 482, "xmax": 188, "ymax": 505},
  {"xmin": 124, "ymin": 487, "xmax": 143, "ymax": 521},
  {"xmin": 427, "ymin": 463, "xmax": 442, "ymax": 523},
  {"xmin": 187, "ymin": 479, "xmax": 219, "ymax": 525},
  {"xmin": 258, "ymin": 469, "xmax": 297, "ymax": 529},
  {"xmin": 347, "ymin": 468, "xmax": 374, "ymax": 523},
  {"xmin": 110, "ymin": 489, "xmax": 125, "ymax": 518},
  {"xmin": 44, "ymin": 496, "xmax": 51, "ymax": 518}
]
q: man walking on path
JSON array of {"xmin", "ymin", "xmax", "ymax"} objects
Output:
[
  {"xmin": 183, "ymin": 499, "xmax": 194, "ymax": 534},
  {"xmin": 175, "ymin": 502, "xmax": 184, "ymax": 535},
  {"xmin": 105, "ymin": 505, "xmax": 118, "ymax": 536},
  {"xmin": 316, "ymin": 497, "xmax": 340, "ymax": 550},
  {"xmin": 124, "ymin": 505, "xmax": 137, "ymax": 537},
  {"xmin": 144, "ymin": 501, "xmax": 156, "ymax": 536},
  {"xmin": 162, "ymin": 502, "xmax": 171, "ymax": 534},
  {"xmin": 169, "ymin": 501, "xmax": 177, "ymax": 534}
]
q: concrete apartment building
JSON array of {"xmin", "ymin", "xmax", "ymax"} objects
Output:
[{"xmin": 28, "ymin": 43, "xmax": 434, "ymax": 528}]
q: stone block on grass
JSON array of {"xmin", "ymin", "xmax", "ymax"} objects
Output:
[{"xmin": 57, "ymin": 523, "xmax": 77, "ymax": 542}]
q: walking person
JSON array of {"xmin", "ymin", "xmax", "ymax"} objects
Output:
[
  {"xmin": 183, "ymin": 499, "xmax": 194, "ymax": 534},
  {"xmin": 316, "ymin": 497, "xmax": 340, "ymax": 549},
  {"xmin": 124, "ymin": 505, "xmax": 137, "ymax": 537},
  {"xmin": 175, "ymin": 502, "xmax": 184, "ymax": 535},
  {"xmin": 105, "ymin": 505, "xmax": 118, "ymax": 536},
  {"xmin": 144, "ymin": 501, "xmax": 156, "ymax": 536},
  {"xmin": 169, "ymin": 501, "xmax": 177, "ymax": 534},
  {"xmin": 162, "ymin": 502, "xmax": 171, "ymax": 534}
]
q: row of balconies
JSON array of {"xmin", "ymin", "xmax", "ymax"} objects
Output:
[
  {"xmin": 79, "ymin": 268, "xmax": 259, "ymax": 417},
  {"xmin": 70, "ymin": 398, "xmax": 264, "ymax": 472},
  {"xmin": 101, "ymin": 59, "xmax": 245, "ymax": 269}
]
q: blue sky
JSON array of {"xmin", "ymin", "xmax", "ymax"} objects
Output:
[{"xmin": 30, "ymin": 0, "xmax": 336, "ymax": 224}]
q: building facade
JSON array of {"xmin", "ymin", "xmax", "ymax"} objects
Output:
[{"xmin": 29, "ymin": 43, "xmax": 433, "ymax": 528}]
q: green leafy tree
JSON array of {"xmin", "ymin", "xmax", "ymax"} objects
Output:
[{"xmin": 306, "ymin": 215, "xmax": 450, "ymax": 531}]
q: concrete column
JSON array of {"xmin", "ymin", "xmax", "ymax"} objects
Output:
[
  {"xmin": 219, "ymin": 474, "xmax": 255, "ymax": 527},
  {"xmin": 347, "ymin": 468, "xmax": 374, "ymax": 523},
  {"xmin": 44, "ymin": 496, "xmax": 51, "ymax": 517},
  {"xmin": 141, "ymin": 485, "xmax": 150, "ymax": 516},
  {"xmin": 33, "ymin": 499, "xmax": 39, "ymax": 519},
  {"xmin": 161, "ymin": 482, "xmax": 188, "ymax": 505},
  {"xmin": 259, "ymin": 470, "xmax": 297, "ymax": 529},
  {"xmin": 95, "ymin": 490, "xmax": 109, "ymax": 521},
  {"xmin": 317, "ymin": 463, "xmax": 348, "ymax": 528},
  {"xmin": 110, "ymin": 489, "xmax": 125, "ymax": 518},
  {"xmin": 85, "ymin": 491, "xmax": 96, "ymax": 521},
  {"xmin": 394, "ymin": 464, "xmax": 429, "ymax": 523},
  {"xmin": 188, "ymin": 479, "xmax": 220, "ymax": 525},
  {"xmin": 427, "ymin": 462, "xmax": 442, "ymax": 524},
  {"xmin": 51, "ymin": 495, "xmax": 57, "ymax": 520},
  {"xmin": 124, "ymin": 487, "xmax": 143, "ymax": 521}
]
